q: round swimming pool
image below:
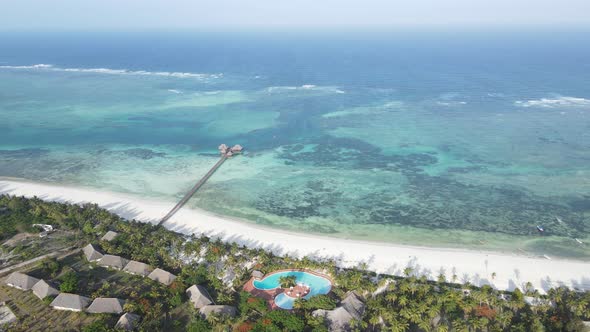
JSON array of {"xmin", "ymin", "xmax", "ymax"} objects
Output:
[{"xmin": 253, "ymin": 270, "xmax": 332, "ymax": 309}]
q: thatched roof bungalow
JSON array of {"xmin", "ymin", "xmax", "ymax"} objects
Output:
[
  {"xmin": 31, "ymin": 279, "xmax": 59, "ymax": 299},
  {"xmin": 313, "ymin": 292, "xmax": 366, "ymax": 331},
  {"xmin": 50, "ymin": 293, "xmax": 91, "ymax": 312},
  {"xmin": 100, "ymin": 231, "xmax": 119, "ymax": 242},
  {"xmin": 97, "ymin": 255, "xmax": 129, "ymax": 270},
  {"xmin": 123, "ymin": 260, "xmax": 152, "ymax": 277},
  {"xmin": 199, "ymin": 305, "xmax": 237, "ymax": 319},
  {"xmin": 186, "ymin": 285, "xmax": 214, "ymax": 309},
  {"xmin": 4, "ymin": 272, "xmax": 39, "ymax": 291},
  {"xmin": 83, "ymin": 244, "xmax": 103, "ymax": 262},
  {"xmin": 115, "ymin": 313, "xmax": 141, "ymax": 330},
  {"xmin": 148, "ymin": 268, "xmax": 176, "ymax": 286},
  {"xmin": 87, "ymin": 298, "xmax": 125, "ymax": 314}
]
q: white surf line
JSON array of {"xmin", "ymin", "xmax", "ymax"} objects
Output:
[
  {"xmin": 0, "ymin": 64, "xmax": 222, "ymax": 80},
  {"xmin": 1, "ymin": 178, "xmax": 589, "ymax": 294}
]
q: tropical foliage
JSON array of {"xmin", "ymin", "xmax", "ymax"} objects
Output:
[
  {"xmin": 1, "ymin": 194, "xmax": 589, "ymax": 331},
  {"xmin": 279, "ymin": 275, "xmax": 298, "ymax": 288}
]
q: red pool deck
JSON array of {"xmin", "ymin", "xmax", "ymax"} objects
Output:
[{"xmin": 243, "ymin": 277, "xmax": 284, "ymax": 310}]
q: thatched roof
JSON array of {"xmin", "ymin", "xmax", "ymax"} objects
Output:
[
  {"xmin": 0, "ymin": 303, "xmax": 17, "ymax": 325},
  {"xmin": 148, "ymin": 268, "xmax": 176, "ymax": 286},
  {"xmin": 97, "ymin": 255, "xmax": 129, "ymax": 270},
  {"xmin": 251, "ymin": 270, "xmax": 264, "ymax": 279},
  {"xmin": 50, "ymin": 293, "xmax": 91, "ymax": 312},
  {"xmin": 87, "ymin": 298, "xmax": 125, "ymax": 314},
  {"xmin": 199, "ymin": 305, "xmax": 237, "ymax": 319},
  {"xmin": 340, "ymin": 292, "xmax": 365, "ymax": 320},
  {"xmin": 313, "ymin": 292, "xmax": 365, "ymax": 331},
  {"xmin": 4, "ymin": 272, "xmax": 39, "ymax": 290},
  {"xmin": 100, "ymin": 231, "xmax": 119, "ymax": 242},
  {"xmin": 524, "ymin": 296, "xmax": 553, "ymax": 307},
  {"xmin": 115, "ymin": 313, "xmax": 141, "ymax": 330},
  {"xmin": 83, "ymin": 244, "xmax": 103, "ymax": 261},
  {"xmin": 31, "ymin": 279, "xmax": 59, "ymax": 299},
  {"xmin": 123, "ymin": 260, "xmax": 152, "ymax": 277},
  {"xmin": 186, "ymin": 285, "xmax": 213, "ymax": 309}
]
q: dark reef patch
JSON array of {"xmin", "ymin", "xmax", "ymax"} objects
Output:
[
  {"xmin": 121, "ymin": 148, "xmax": 166, "ymax": 160},
  {"xmin": 568, "ymin": 196, "xmax": 590, "ymax": 212},
  {"xmin": 0, "ymin": 148, "xmax": 50, "ymax": 158},
  {"xmin": 255, "ymin": 180, "xmax": 343, "ymax": 219},
  {"xmin": 277, "ymin": 137, "xmax": 438, "ymax": 173},
  {"xmin": 253, "ymin": 160, "xmax": 587, "ymax": 237}
]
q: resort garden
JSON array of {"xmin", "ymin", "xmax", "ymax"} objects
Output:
[{"xmin": 1, "ymin": 194, "xmax": 590, "ymax": 331}]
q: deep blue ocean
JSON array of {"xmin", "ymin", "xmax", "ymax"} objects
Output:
[{"xmin": 1, "ymin": 29, "xmax": 589, "ymax": 258}]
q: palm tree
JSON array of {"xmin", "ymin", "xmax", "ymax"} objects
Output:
[
  {"xmin": 389, "ymin": 318, "xmax": 409, "ymax": 332},
  {"xmin": 495, "ymin": 311, "xmax": 513, "ymax": 329},
  {"xmin": 206, "ymin": 312, "xmax": 221, "ymax": 326},
  {"xmin": 385, "ymin": 292, "xmax": 398, "ymax": 304},
  {"xmin": 403, "ymin": 267, "xmax": 414, "ymax": 277},
  {"xmin": 368, "ymin": 313, "xmax": 381, "ymax": 329},
  {"xmin": 418, "ymin": 318, "xmax": 433, "ymax": 332},
  {"xmin": 398, "ymin": 295, "xmax": 409, "ymax": 308},
  {"xmin": 451, "ymin": 319, "xmax": 468, "ymax": 332}
]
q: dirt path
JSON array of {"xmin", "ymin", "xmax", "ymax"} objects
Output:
[{"xmin": 0, "ymin": 247, "xmax": 81, "ymax": 277}]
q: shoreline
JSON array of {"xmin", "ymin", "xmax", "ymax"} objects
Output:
[{"xmin": 1, "ymin": 178, "xmax": 589, "ymax": 293}]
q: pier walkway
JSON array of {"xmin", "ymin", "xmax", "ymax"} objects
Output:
[
  {"xmin": 158, "ymin": 155, "xmax": 227, "ymax": 225},
  {"xmin": 159, "ymin": 144, "xmax": 242, "ymax": 226}
]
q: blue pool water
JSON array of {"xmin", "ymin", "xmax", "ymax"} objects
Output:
[{"xmin": 253, "ymin": 270, "xmax": 332, "ymax": 309}]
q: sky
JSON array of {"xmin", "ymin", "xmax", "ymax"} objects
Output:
[{"xmin": 1, "ymin": 0, "xmax": 590, "ymax": 30}]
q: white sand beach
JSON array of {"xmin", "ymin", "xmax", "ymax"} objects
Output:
[{"xmin": 1, "ymin": 178, "xmax": 589, "ymax": 293}]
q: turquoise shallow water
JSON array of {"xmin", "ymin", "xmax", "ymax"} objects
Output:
[{"xmin": 0, "ymin": 30, "xmax": 589, "ymax": 259}]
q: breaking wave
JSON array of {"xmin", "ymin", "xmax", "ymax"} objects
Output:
[
  {"xmin": 515, "ymin": 96, "xmax": 590, "ymax": 108},
  {"xmin": 0, "ymin": 64, "xmax": 222, "ymax": 80},
  {"xmin": 266, "ymin": 84, "xmax": 345, "ymax": 94}
]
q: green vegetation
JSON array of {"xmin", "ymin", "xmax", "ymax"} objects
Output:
[
  {"xmin": 59, "ymin": 270, "xmax": 79, "ymax": 293},
  {"xmin": 294, "ymin": 294, "xmax": 337, "ymax": 310},
  {"xmin": 279, "ymin": 275, "xmax": 298, "ymax": 288},
  {"xmin": 1, "ymin": 194, "xmax": 590, "ymax": 331}
]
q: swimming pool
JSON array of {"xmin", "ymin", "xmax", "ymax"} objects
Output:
[{"xmin": 253, "ymin": 270, "xmax": 332, "ymax": 309}]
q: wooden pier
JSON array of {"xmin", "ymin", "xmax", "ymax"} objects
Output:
[{"xmin": 158, "ymin": 144, "xmax": 242, "ymax": 226}]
